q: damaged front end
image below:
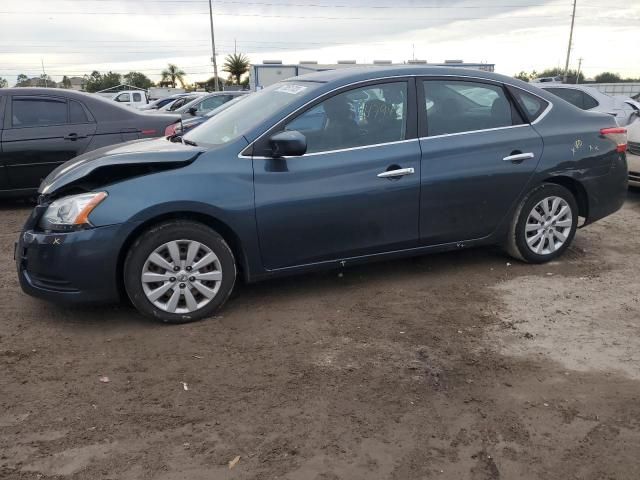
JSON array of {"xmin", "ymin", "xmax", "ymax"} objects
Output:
[{"xmin": 38, "ymin": 138, "xmax": 206, "ymax": 202}]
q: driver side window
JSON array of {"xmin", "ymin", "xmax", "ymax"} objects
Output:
[{"xmin": 284, "ymin": 82, "xmax": 407, "ymax": 154}]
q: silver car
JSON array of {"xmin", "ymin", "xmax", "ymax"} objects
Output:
[
  {"xmin": 539, "ymin": 84, "xmax": 638, "ymax": 126},
  {"xmin": 627, "ymin": 118, "xmax": 640, "ymax": 187}
]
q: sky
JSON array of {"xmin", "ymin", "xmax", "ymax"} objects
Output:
[{"xmin": 1, "ymin": 0, "xmax": 639, "ymax": 86}]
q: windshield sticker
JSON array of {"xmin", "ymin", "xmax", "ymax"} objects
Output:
[{"xmin": 276, "ymin": 84, "xmax": 308, "ymax": 95}]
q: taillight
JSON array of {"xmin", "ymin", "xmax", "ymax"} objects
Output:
[
  {"xmin": 600, "ymin": 127, "xmax": 627, "ymax": 153},
  {"xmin": 141, "ymin": 129, "xmax": 157, "ymax": 136},
  {"xmin": 164, "ymin": 123, "xmax": 179, "ymax": 136}
]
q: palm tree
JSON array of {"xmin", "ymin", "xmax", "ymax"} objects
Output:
[
  {"xmin": 160, "ymin": 64, "xmax": 186, "ymax": 88},
  {"xmin": 223, "ymin": 53, "xmax": 250, "ymax": 85}
]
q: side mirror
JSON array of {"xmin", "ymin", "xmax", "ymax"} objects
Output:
[
  {"xmin": 188, "ymin": 107, "xmax": 198, "ymax": 116},
  {"xmin": 269, "ymin": 130, "xmax": 307, "ymax": 158}
]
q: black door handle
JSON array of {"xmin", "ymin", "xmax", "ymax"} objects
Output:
[{"xmin": 64, "ymin": 133, "xmax": 87, "ymax": 141}]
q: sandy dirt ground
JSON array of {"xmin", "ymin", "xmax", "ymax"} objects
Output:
[{"xmin": 1, "ymin": 190, "xmax": 640, "ymax": 480}]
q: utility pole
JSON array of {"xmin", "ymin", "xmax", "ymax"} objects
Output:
[
  {"xmin": 563, "ymin": 0, "xmax": 577, "ymax": 83},
  {"xmin": 208, "ymin": 0, "xmax": 220, "ymax": 91},
  {"xmin": 576, "ymin": 57, "xmax": 583, "ymax": 84},
  {"xmin": 41, "ymin": 59, "xmax": 48, "ymax": 88}
]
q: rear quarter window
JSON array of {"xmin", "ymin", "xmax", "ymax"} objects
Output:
[
  {"xmin": 69, "ymin": 100, "xmax": 90, "ymax": 123},
  {"xmin": 507, "ymin": 86, "xmax": 550, "ymax": 122}
]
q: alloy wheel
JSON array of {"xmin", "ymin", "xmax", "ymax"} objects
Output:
[
  {"xmin": 141, "ymin": 239, "xmax": 222, "ymax": 314},
  {"xmin": 524, "ymin": 196, "xmax": 573, "ymax": 255}
]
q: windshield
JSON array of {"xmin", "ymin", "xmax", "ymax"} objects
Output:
[{"xmin": 184, "ymin": 81, "xmax": 321, "ymax": 146}]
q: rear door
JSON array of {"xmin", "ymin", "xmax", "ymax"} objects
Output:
[
  {"xmin": 418, "ymin": 78, "xmax": 545, "ymax": 245},
  {"xmin": 0, "ymin": 95, "xmax": 96, "ymax": 190}
]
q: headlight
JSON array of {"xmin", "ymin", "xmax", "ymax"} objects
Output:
[{"xmin": 40, "ymin": 192, "xmax": 108, "ymax": 232}]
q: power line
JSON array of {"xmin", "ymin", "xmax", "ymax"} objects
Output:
[
  {"xmin": 0, "ymin": 10, "xmax": 577, "ymax": 19},
  {"xmin": 25, "ymin": 0, "xmax": 634, "ymax": 8}
]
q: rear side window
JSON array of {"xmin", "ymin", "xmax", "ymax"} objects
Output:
[
  {"xmin": 423, "ymin": 80, "xmax": 521, "ymax": 136},
  {"xmin": 69, "ymin": 100, "xmax": 89, "ymax": 123},
  {"xmin": 133, "ymin": 92, "xmax": 142, "ymax": 102},
  {"xmin": 508, "ymin": 87, "xmax": 549, "ymax": 122},
  {"xmin": 12, "ymin": 97, "xmax": 68, "ymax": 127}
]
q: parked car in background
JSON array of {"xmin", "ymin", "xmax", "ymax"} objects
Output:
[
  {"xmin": 156, "ymin": 94, "xmax": 206, "ymax": 113},
  {"xmin": 168, "ymin": 94, "xmax": 250, "ymax": 136},
  {"xmin": 171, "ymin": 91, "xmax": 248, "ymax": 118},
  {"xmin": 627, "ymin": 117, "xmax": 640, "ymax": 187},
  {"xmin": 138, "ymin": 94, "xmax": 190, "ymax": 111},
  {"xmin": 148, "ymin": 87, "xmax": 185, "ymax": 101},
  {"xmin": 0, "ymin": 88, "xmax": 181, "ymax": 196},
  {"xmin": 539, "ymin": 84, "xmax": 638, "ymax": 126},
  {"xmin": 111, "ymin": 90, "xmax": 149, "ymax": 109},
  {"xmin": 16, "ymin": 67, "xmax": 628, "ymax": 323}
]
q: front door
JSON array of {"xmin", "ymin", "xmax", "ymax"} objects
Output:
[
  {"xmin": 253, "ymin": 80, "xmax": 421, "ymax": 270},
  {"xmin": 418, "ymin": 78, "xmax": 544, "ymax": 245},
  {"xmin": 1, "ymin": 95, "xmax": 96, "ymax": 190}
]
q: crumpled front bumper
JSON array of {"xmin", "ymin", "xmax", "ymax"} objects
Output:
[{"xmin": 15, "ymin": 215, "xmax": 128, "ymax": 305}]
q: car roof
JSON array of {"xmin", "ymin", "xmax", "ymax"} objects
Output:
[{"xmin": 286, "ymin": 65, "xmax": 515, "ymax": 85}]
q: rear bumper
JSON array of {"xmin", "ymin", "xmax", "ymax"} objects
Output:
[
  {"xmin": 16, "ymin": 223, "xmax": 128, "ymax": 304},
  {"xmin": 582, "ymin": 152, "xmax": 628, "ymax": 225},
  {"xmin": 627, "ymin": 151, "xmax": 640, "ymax": 187}
]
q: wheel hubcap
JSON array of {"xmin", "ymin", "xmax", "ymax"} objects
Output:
[
  {"xmin": 141, "ymin": 239, "xmax": 222, "ymax": 314},
  {"xmin": 525, "ymin": 196, "xmax": 573, "ymax": 255}
]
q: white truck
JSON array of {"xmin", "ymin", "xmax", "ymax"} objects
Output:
[{"xmin": 111, "ymin": 90, "xmax": 149, "ymax": 108}]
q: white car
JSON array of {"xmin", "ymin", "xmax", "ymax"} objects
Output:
[
  {"xmin": 539, "ymin": 84, "xmax": 638, "ymax": 126},
  {"xmin": 627, "ymin": 117, "xmax": 640, "ymax": 187},
  {"xmin": 111, "ymin": 90, "xmax": 148, "ymax": 109}
]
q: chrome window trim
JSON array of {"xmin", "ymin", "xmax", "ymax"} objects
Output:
[
  {"xmin": 239, "ymin": 138, "xmax": 419, "ymax": 160},
  {"xmin": 419, "ymin": 123, "xmax": 530, "ymax": 141},
  {"xmin": 239, "ymin": 73, "xmax": 554, "ymax": 159}
]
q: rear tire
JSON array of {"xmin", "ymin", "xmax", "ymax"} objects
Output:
[
  {"xmin": 124, "ymin": 221, "xmax": 236, "ymax": 323},
  {"xmin": 505, "ymin": 183, "xmax": 578, "ymax": 263}
]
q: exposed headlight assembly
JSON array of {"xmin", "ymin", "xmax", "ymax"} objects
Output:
[{"xmin": 40, "ymin": 192, "xmax": 108, "ymax": 232}]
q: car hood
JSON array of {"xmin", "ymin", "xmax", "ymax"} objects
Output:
[{"xmin": 39, "ymin": 138, "xmax": 205, "ymax": 195}]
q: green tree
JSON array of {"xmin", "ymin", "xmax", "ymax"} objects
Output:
[
  {"xmin": 223, "ymin": 53, "xmax": 250, "ymax": 85},
  {"xmin": 36, "ymin": 74, "xmax": 55, "ymax": 87},
  {"xmin": 514, "ymin": 71, "xmax": 530, "ymax": 82},
  {"xmin": 61, "ymin": 75, "xmax": 72, "ymax": 89},
  {"xmin": 101, "ymin": 71, "xmax": 122, "ymax": 90},
  {"xmin": 15, "ymin": 73, "xmax": 30, "ymax": 87},
  {"xmin": 124, "ymin": 71, "xmax": 154, "ymax": 89},
  {"xmin": 203, "ymin": 75, "xmax": 224, "ymax": 91},
  {"xmin": 84, "ymin": 71, "xmax": 122, "ymax": 92},
  {"xmin": 84, "ymin": 71, "xmax": 103, "ymax": 92},
  {"xmin": 160, "ymin": 64, "xmax": 186, "ymax": 88},
  {"xmin": 594, "ymin": 72, "xmax": 621, "ymax": 83},
  {"xmin": 0, "ymin": 77, "xmax": 8, "ymax": 88},
  {"xmin": 534, "ymin": 67, "xmax": 584, "ymax": 84}
]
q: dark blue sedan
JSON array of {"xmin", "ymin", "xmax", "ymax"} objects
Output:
[{"xmin": 16, "ymin": 66, "xmax": 628, "ymax": 323}]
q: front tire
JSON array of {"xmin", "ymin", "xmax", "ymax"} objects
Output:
[
  {"xmin": 506, "ymin": 183, "xmax": 578, "ymax": 263},
  {"xmin": 124, "ymin": 221, "xmax": 236, "ymax": 323}
]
